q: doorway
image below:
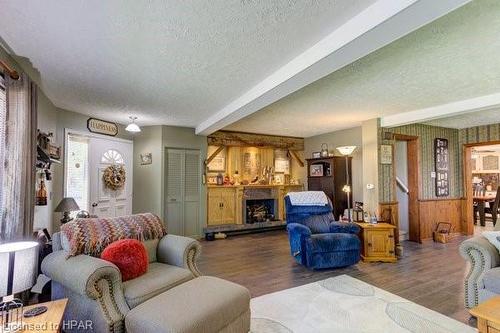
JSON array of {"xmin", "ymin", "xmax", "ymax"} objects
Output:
[
  {"xmin": 463, "ymin": 141, "xmax": 500, "ymax": 235},
  {"xmin": 165, "ymin": 148, "xmax": 202, "ymax": 237},
  {"xmin": 393, "ymin": 134, "xmax": 421, "ymax": 243},
  {"xmin": 65, "ymin": 130, "xmax": 133, "ymax": 218}
]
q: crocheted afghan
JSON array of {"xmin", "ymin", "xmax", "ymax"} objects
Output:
[{"xmin": 61, "ymin": 213, "xmax": 166, "ymax": 257}]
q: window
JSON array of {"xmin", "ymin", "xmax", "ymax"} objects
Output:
[
  {"xmin": 101, "ymin": 149, "xmax": 124, "ymax": 164},
  {"xmin": 65, "ymin": 134, "xmax": 89, "ymax": 213}
]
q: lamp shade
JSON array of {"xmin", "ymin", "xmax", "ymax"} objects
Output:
[
  {"xmin": 54, "ymin": 197, "xmax": 80, "ymax": 212},
  {"xmin": 0, "ymin": 241, "xmax": 38, "ymax": 297},
  {"xmin": 336, "ymin": 146, "xmax": 357, "ymax": 156}
]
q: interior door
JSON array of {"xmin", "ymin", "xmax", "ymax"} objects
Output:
[
  {"xmin": 89, "ymin": 136, "xmax": 133, "ymax": 218},
  {"xmin": 165, "ymin": 149, "xmax": 201, "ymax": 237}
]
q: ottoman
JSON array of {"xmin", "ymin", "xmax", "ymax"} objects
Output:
[{"xmin": 125, "ymin": 276, "xmax": 251, "ymax": 333}]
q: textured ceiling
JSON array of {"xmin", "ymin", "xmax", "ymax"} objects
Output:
[
  {"xmin": 226, "ymin": 0, "xmax": 500, "ymax": 137},
  {"xmin": 423, "ymin": 108, "xmax": 500, "ymax": 129},
  {"xmin": 0, "ymin": 0, "xmax": 375, "ymax": 126}
]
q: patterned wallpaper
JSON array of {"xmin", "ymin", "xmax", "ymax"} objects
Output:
[{"xmin": 379, "ymin": 124, "xmax": 460, "ymax": 202}]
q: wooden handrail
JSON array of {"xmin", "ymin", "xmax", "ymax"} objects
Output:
[{"xmin": 0, "ymin": 59, "xmax": 20, "ymax": 80}]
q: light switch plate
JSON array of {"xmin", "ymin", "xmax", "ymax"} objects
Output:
[
  {"xmin": 431, "ymin": 171, "xmax": 436, "ymax": 178},
  {"xmin": 366, "ymin": 183, "xmax": 375, "ymax": 190}
]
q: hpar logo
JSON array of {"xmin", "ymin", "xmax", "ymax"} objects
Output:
[{"xmin": 62, "ymin": 320, "xmax": 93, "ymax": 331}]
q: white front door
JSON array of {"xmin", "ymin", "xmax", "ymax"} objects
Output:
[{"xmin": 88, "ymin": 136, "xmax": 133, "ymax": 218}]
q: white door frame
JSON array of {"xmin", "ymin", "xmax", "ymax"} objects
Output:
[{"xmin": 63, "ymin": 128, "xmax": 133, "ymax": 198}]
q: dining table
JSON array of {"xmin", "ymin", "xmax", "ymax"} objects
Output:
[{"xmin": 473, "ymin": 195, "xmax": 496, "ymax": 226}]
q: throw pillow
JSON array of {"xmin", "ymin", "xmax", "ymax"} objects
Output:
[
  {"xmin": 482, "ymin": 231, "xmax": 500, "ymax": 252},
  {"xmin": 101, "ymin": 239, "xmax": 148, "ymax": 281}
]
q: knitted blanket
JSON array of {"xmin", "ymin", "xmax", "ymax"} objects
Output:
[
  {"xmin": 288, "ymin": 191, "xmax": 329, "ymax": 206},
  {"xmin": 61, "ymin": 213, "xmax": 166, "ymax": 257}
]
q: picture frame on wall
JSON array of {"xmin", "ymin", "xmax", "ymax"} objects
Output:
[
  {"xmin": 310, "ymin": 164, "xmax": 324, "ymax": 177},
  {"xmin": 207, "ymin": 146, "xmax": 226, "ymax": 172},
  {"xmin": 140, "ymin": 153, "xmax": 152, "ymax": 165}
]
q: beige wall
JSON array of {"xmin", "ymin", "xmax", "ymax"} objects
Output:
[
  {"xmin": 133, "ymin": 125, "xmax": 207, "ymax": 234},
  {"xmin": 362, "ymin": 119, "xmax": 379, "ymax": 213},
  {"xmin": 304, "ymin": 127, "xmax": 363, "ymax": 202}
]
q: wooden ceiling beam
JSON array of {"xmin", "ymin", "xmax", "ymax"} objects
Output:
[{"xmin": 208, "ymin": 130, "xmax": 304, "ymax": 151}]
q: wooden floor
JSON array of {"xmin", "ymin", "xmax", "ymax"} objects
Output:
[{"xmin": 198, "ymin": 229, "xmax": 476, "ymax": 326}]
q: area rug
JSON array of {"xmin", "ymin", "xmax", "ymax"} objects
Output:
[{"xmin": 250, "ymin": 275, "xmax": 476, "ymax": 333}]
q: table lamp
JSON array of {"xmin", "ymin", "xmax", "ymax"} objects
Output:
[
  {"xmin": 54, "ymin": 197, "xmax": 80, "ymax": 224},
  {"xmin": 336, "ymin": 146, "xmax": 357, "ymax": 222},
  {"xmin": 0, "ymin": 241, "xmax": 39, "ymax": 332}
]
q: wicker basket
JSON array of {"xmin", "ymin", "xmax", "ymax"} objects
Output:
[{"xmin": 433, "ymin": 222, "xmax": 452, "ymax": 244}]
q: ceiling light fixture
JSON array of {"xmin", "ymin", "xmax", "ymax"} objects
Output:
[{"xmin": 125, "ymin": 116, "xmax": 141, "ymax": 133}]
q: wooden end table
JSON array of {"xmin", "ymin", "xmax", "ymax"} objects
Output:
[
  {"xmin": 469, "ymin": 296, "xmax": 500, "ymax": 333},
  {"xmin": 21, "ymin": 299, "xmax": 68, "ymax": 333},
  {"xmin": 355, "ymin": 222, "xmax": 397, "ymax": 262}
]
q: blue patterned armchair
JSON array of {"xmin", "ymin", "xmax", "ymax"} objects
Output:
[{"xmin": 285, "ymin": 195, "xmax": 361, "ymax": 269}]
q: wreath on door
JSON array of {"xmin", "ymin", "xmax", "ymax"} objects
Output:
[{"xmin": 103, "ymin": 165, "xmax": 126, "ymax": 190}]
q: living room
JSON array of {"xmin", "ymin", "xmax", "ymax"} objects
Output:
[{"xmin": 1, "ymin": 1, "xmax": 500, "ymax": 332}]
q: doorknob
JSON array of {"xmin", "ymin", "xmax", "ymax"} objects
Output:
[{"xmin": 92, "ymin": 202, "xmax": 98, "ymax": 208}]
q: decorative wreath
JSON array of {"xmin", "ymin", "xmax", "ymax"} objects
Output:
[{"xmin": 103, "ymin": 165, "xmax": 126, "ymax": 190}]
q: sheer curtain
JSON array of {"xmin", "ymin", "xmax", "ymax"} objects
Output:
[{"xmin": 0, "ymin": 73, "xmax": 38, "ymax": 241}]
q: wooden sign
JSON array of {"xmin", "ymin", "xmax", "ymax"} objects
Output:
[
  {"xmin": 87, "ymin": 118, "xmax": 118, "ymax": 136},
  {"xmin": 380, "ymin": 144, "xmax": 393, "ymax": 165},
  {"xmin": 434, "ymin": 138, "xmax": 449, "ymax": 197}
]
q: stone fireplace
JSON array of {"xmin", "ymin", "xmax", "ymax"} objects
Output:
[{"xmin": 243, "ymin": 188, "xmax": 278, "ymax": 224}]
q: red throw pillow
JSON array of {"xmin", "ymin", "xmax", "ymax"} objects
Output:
[{"xmin": 101, "ymin": 239, "xmax": 148, "ymax": 281}]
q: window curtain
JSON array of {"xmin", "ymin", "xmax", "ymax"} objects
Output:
[{"xmin": 0, "ymin": 73, "xmax": 38, "ymax": 241}]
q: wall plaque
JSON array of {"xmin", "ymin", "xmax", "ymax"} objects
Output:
[
  {"xmin": 380, "ymin": 144, "xmax": 393, "ymax": 165},
  {"xmin": 87, "ymin": 118, "xmax": 118, "ymax": 136},
  {"xmin": 434, "ymin": 138, "xmax": 449, "ymax": 197}
]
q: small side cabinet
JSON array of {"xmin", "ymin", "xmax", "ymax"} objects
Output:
[{"xmin": 355, "ymin": 222, "xmax": 397, "ymax": 263}]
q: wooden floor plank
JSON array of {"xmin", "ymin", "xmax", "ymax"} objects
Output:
[{"xmin": 198, "ymin": 230, "xmax": 475, "ymax": 326}]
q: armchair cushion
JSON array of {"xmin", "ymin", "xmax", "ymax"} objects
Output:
[
  {"xmin": 329, "ymin": 222, "xmax": 360, "ymax": 234},
  {"xmin": 307, "ymin": 233, "xmax": 360, "ymax": 253},
  {"xmin": 483, "ymin": 267, "xmax": 500, "ymax": 295},
  {"xmin": 123, "ymin": 262, "xmax": 194, "ymax": 308},
  {"xmin": 302, "ymin": 214, "xmax": 333, "ymax": 233}
]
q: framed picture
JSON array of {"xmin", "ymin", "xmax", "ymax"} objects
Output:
[
  {"xmin": 312, "ymin": 152, "xmax": 321, "ymax": 158},
  {"xmin": 310, "ymin": 164, "xmax": 324, "ymax": 177},
  {"xmin": 207, "ymin": 146, "xmax": 226, "ymax": 172},
  {"xmin": 274, "ymin": 158, "xmax": 290, "ymax": 174},
  {"xmin": 380, "ymin": 145, "xmax": 393, "ymax": 165},
  {"xmin": 140, "ymin": 153, "xmax": 152, "ymax": 165}
]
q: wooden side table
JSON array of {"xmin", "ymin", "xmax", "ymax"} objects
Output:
[
  {"xmin": 355, "ymin": 222, "xmax": 397, "ymax": 262},
  {"xmin": 21, "ymin": 299, "xmax": 68, "ymax": 333},
  {"xmin": 469, "ymin": 296, "xmax": 500, "ymax": 333}
]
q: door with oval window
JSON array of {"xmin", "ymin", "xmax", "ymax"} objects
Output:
[
  {"xmin": 66, "ymin": 132, "xmax": 133, "ymax": 218},
  {"xmin": 88, "ymin": 137, "xmax": 133, "ymax": 218}
]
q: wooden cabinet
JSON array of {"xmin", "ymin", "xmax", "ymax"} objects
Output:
[
  {"xmin": 356, "ymin": 223, "xmax": 396, "ymax": 262},
  {"xmin": 306, "ymin": 157, "xmax": 351, "ymax": 219},
  {"xmin": 207, "ymin": 187, "xmax": 237, "ymax": 225}
]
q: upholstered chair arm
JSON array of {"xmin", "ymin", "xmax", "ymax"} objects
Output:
[
  {"xmin": 41, "ymin": 250, "xmax": 130, "ymax": 329},
  {"xmin": 459, "ymin": 236, "xmax": 500, "ymax": 308},
  {"xmin": 286, "ymin": 223, "xmax": 312, "ymax": 265},
  {"xmin": 157, "ymin": 234, "xmax": 202, "ymax": 277},
  {"xmin": 329, "ymin": 222, "xmax": 360, "ymax": 234}
]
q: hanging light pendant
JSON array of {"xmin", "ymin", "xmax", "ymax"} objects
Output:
[{"xmin": 125, "ymin": 116, "xmax": 141, "ymax": 133}]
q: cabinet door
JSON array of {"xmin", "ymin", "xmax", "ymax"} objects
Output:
[
  {"xmin": 207, "ymin": 190, "xmax": 222, "ymax": 225},
  {"xmin": 220, "ymin": 189, "xmax": 236, "ymax": 224},
  {"xmin": 365, "ymin": 230, "xmax": 392, "ymax": 258}
]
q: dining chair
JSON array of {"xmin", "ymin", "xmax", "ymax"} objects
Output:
[{"xmin": 484, "ymin": 186, "xmax": 500, "ymax": 226}]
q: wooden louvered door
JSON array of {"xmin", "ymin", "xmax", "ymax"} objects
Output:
[{"xmin": 165, "ymin": 149, "xmax": 201, "ymax": 237}]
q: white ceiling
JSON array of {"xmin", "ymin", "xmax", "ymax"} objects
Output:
[
  {"xmin": 423, "ymin": 108, "xmax": 500, "ymax": 129},
  {"xmin": 226, "ymin": 0, "xmax": 500, "ymax": 137},
  {"xmin": 0, "ymin": 0, "xmax": 375, "ymax": 126}
]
